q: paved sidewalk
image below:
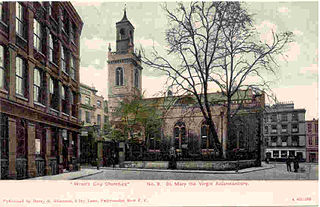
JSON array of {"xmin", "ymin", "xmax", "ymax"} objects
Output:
[
  {"xmin": 28, "ymin": 163, "xmax": 274, "ymax": 180},
  {"xmin": 29, "ymin": 169, "xmax": 104, "ymax": 180},
  {"xmin": 101, "ymin": 163, "xmax": 274, "ymax": 175}
]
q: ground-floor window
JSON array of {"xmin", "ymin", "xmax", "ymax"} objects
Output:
[
  {"xmin": 289, "ymin": 150, "xmax": 295, "ymax": 157},
  {"xmin": 273, "ymin": 150, "xmax": 279, "ymax": 158},
  {"xmin": 174, "ymin": 121, "xmax": 186, "ymax": 149},
  {"xmin": 281, "ymin": 150, "xmax": 287, "ymax": 158}
]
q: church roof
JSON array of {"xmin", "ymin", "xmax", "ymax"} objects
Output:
[
  {"xmin": 143, "ymin": 89, "xmax": 260, "ymax": 107},
  {"xmin": 116, "ymin": 7, "xmax": 134, "ymax": 29}
]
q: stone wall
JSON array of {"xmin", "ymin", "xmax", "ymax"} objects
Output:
[
  {"xmin": 176, "ymin": 160, "xmax": 257, "ymax": 171},
  {"xmin": 122, "ymin": 160, "xmax": 257, "ymax": 171},
  {"xmin": 123, "ymin": 161, "xmax": 168, "ymax": 169}
]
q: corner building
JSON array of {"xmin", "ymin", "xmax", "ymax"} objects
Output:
[
  {"xmin": 0, "ymin": 2, "xmax": 83, "ymax": 179},
  {"xmin": 263, "ymin": 103, "xmax": 306, "ymax": 161}
]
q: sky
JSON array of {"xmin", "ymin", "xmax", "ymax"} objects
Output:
[{"xmin": 72, "ymin": 1, "xmax": 318, "ymax": 120}]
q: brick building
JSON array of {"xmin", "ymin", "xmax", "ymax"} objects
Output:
[
  {"xmin": 306, "ymin": 119, "xmax": 318, "ymax": 163},
  {"xmin": 263, "ymin": 102, "xmax": 306, "ymax": 161},
  {"xmin": 0, "ymin": 2, "xmax": 83, "ymax": 179}
]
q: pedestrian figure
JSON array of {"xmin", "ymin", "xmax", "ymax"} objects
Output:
[
  {"xmin": 169, "ymin": 147, "xmax": 176, "ymax": 169},
  {"xmin": 286, "ymin": 156, "xmax": 292, "ymax": 172},
  {"xmin": 293, "ymin": 156, "xmax": 299, "ymax": 173},
  {"xmin": 112, "ymin": 153, "xmax": 116, "ymax": 168},
  {"xmin": 96, "ymin": 158, "xmax": 100, "ymax": 170}
]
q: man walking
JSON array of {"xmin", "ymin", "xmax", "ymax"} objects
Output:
[{"xmin": 286, "ymin": 156, "xmax": 292, "ymax": 172}]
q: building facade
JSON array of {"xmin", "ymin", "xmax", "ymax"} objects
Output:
[
  {"xmin": 79, "ymin": 83, "xmax": 109, "ymax": 165},
  {"xmin": 107, "ymin": 9, "xmax": 265, "ymax": 162},
  {"xmin": 306, "ymin": 119, "xmax": 318, "ymax": 163},
  {"xmin": 263, "ymin": 103, "xmax": 306, "ymax": 161},
  {"xmin": 0, "ymin": 2, "xmax": 83, "ymax": 179}
]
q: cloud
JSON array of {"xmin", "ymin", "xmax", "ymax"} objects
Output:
[
  {"xmin": 83, "ymin": 38, "xmax": 108, "ymax": 51},
  {"xmin": 256, "ymin": 21, "xmax": 278, "ymax": 45},
  {"xmin": 136, "ymin": 38, "xmax": 160, "ymax": 47},
  {"xmin": 293, "ymin": 30, "xmax": 303, "ymax": 36},
  {"xmin": 80, "ymin": 65, "xmax": 108, "ymax": 98},
  {"xmin": 300, "ymin": 64, "xmax": 318, "ymax": 74},
  {"xmin": 281, "ymin": 42, "xmax": 301, "ymax": 62},
  {"xmin": 272, "ymin": 82, "xmax": 318, "ymax": 120},
  {"xmin": 142, "ymin": 75, "xmax": 168, "ymax": 97},
  {"xmin": 278, "ymin": 7, "xmax": 289, "ymax": 13},
  {"xmin": 71, "ymin": 1, "xmax": 102, "ymax": 7}
]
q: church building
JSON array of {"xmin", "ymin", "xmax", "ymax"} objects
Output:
[{"xmin": 107, "ymin": 9, "xmax": 265, "ymax": 161}]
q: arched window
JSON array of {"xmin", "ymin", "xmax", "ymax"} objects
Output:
[
  {"xmin": 119, "ymin": 28, "xmax": 125, "ymax": 40},
  {"xmin": 201, "ymin": 121, "xmax": 210, "ymax": 149},
  {"xmin": 115, "ymin": 67, "xmax": 124, "ymax": 86},
  {"xmin": 134, "ymin": 68, "xmax": 139, "ymax": 88},
  {"xmin": 174, "ymin": 121, "xmax": 186, "ymax": 149}
]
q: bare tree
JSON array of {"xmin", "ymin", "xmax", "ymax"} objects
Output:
[
  {"xmin": 210, "ymin": 2, "xmax": 293, "ymax": 154},
  {"xmin": 142, "ymin": 2, "xmax": 293, "ymax": 158}
]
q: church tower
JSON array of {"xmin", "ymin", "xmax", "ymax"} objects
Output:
[{"xmin": 107, "ymin": 8, "xmax": 143, "ymax": 122}]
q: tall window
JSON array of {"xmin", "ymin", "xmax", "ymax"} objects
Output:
[
  {"xmin": 48, "ymin": 1, "xmax": 52, "ymax": 16},
  {"xmin": 292, "ymin": 136, "xmax": 299, "ymax": 146},
  {"xmin": 16, "ymin": 3, "xmax": 25, "ymax": 38},
  {"xmin": 271, "ymin": 136, "xmax": 277, "ymax": 146},
  {"xmin": 61, "ymin": 46, "xmax": 67, "ymax": 73},
  {"xmin": 292, "ymin": 124, "xmax": 298, "ymax": 133},
  {"xmin": 33, "ymin": 19, "xmax": 42, "ymax": 51},
  {"xmin": 70, "ymin": 23, "xmax": 75, "ymax": 43},
  {"xmin": 97, "ymin": 114, "xmax": 101, "ymax": 126},
  {"xmin": 85, "ymin": 111, "xmax": 90, "ymax": 123},
  {"xmin": 134, "ymin": 68, "xmax": 139, "ymax": 88},
  {"xmin": 308, "ymin": 136, "xmax": 313, "ymax": 146},
  {"xmin": 0, "ymin": 2, "xmax": 3, "ymax": 22},
  {"xmin": 79, "ymin": 109, "xmax": 82, "ymax": 121},
  {"xmin": 292, "ymin": 113, "xmax": 298, "ymax": 121},
  {"xmin": 61, "ymin": 86, "xmax": 68, "ymax": 114},
  {"xmin": 70, "ymin": 56, "xmax": 75, "ymax": 79},
  {"xmin": 0, "ymin": 45, "xmax": 5, "ymax": 89},
  {"xmin": 307, "ymin": 123, "xmax": 312, "ymax": 133},
  {"xmin": 115, "ymin": 67, "xmax": 123, "ymax": 86},
  {"xmin": 49, "ymin": 77, "xmax": 58, "ymax": 110},
  {"xmin": 174, "ymin": 121, "xmax": 186, "ymax": 149},
  {"xmin": 33, "ymin": 68, "xmax": 42, "ymax": 103},
  {"xmin": 49, "ymin": 34, "xmax": 54, "ymax": 62},
  {"xmin": 15, "ymin": 57, "xmax": 26, "ymax": 97},
  {"xmin": 281, "ymin": 136, "xmax": 288, "ymax": 147},
  {"xmin": 281, "ymin": 113, "xmax": 287, "ymax": 121},
  {"xmin": 61, "ymin": 10, "xmax": 68, "ymax": 34}
]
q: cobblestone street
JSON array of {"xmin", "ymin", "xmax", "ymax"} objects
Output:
[{"xmin": 76, "ymin": 162, "xmax": 317, "ymax": 180}]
